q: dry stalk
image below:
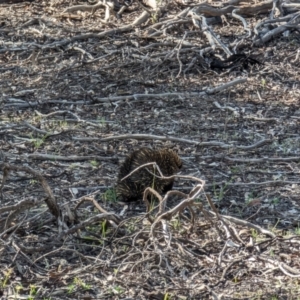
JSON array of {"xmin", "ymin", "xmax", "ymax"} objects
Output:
[{"xmin": 0, "ymin": 162, "xmax": 60, "ymax": 219}]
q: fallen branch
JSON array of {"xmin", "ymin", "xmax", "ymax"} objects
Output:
[
  {"xmin": 74, "ymin": 134, "xmax": 272, "ymax": 151},
  {"xmin": 0, "ymin": 163, "xmax": 60, "ymax": 219}
]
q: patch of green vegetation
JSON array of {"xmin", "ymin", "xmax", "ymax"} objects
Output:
[
  {"xmin": 230, "ymin": 166, "xmax": 240, "ymax": 174},
  {"xmin": 101, "ymin": 220, "xmax": 108, "ymax": 238},
  {"xmin": 74, "ymin": 277, "xmax": 91, "ymax": 290},
  {"xmin": 213, "ymin": 180, "xmax": 230, "ymax": 201},
  {"xmin": 151, "ymin": 13, "xmax": 158, "ymax": 23},
  {"xmin": 89, "ymin": 160, "xmax": 99, "ymax": 168},
  {"xmin": 110, "ymin": 285, "xmax": 124, "ymax": 295},
  {"xmin": 250, "ymin": 228, "xmax": 258, "ymax": 239},
  {"xmin": 194, "ymin": 197, "xmax": 202, "ymax": 203},
  {"xmin": 171, "ymin": 216, "xmax": 181, "ymax": 231},
  {"xmin": 295, "ymin": 226, "xmax": 300, "ymax": 235},
  {"xmin": 58, "ymin": 120, "xmax": 68, "ymax": 128},
  {"xmin": 67, "ymin": 282, "xmax": 76, "ymax": 294},
  {"xmin": 0, "ymin": 268, "xmax": 12, "ymax": 288},
  {"xmin": 271, "ymin": 197, "xmax": 280, "ymax": 205},
  {"xmin": 126, "ymin": 220, "xmax": 137, "ymax": 233},
  {"xmin": 67, "ymin": 277, "xmax": 91, "ymax": 294},
  {"xmin": 103, "ymin": 188, "xmax": 117, "ymax": 203},
  {"xmin": 148, "ymin": 199, "xmax": 156, "ymax": 212},
  {"xmin": 271, "ymin": 219, "xmax": 280, "ymax": 233},
  {"xmin": 97, "ymin": 117, "xmax": 106, "ymax": 127},
  {"xmin": 14, "ymin": 284, "xmax": 23, "ymax": 297},
  {"xmin": 30, "ymin": 133, "xmax": 48, "ymax": 149},
  {"xmin": 244, "ymin": 191, "xmax": 255, "ymax": 205},
  {"xmin": 164, "ymin": 293, "xmax": 172, "ymax": 300},
  {"xmin": 28, "ymin": 284, "xmax": 37, "ymax": 300},
  {"xmin": 68, "ymin": 163, "xmax": 79, "ymax": 170}
]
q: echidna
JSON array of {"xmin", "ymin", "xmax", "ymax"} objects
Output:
[{"xmin": 116, "ymin": 148, "xmax": 182, "ymax": 202}]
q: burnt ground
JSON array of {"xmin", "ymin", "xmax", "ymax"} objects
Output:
[{"xmin": 0, "ymin": 0, "xmax": 300, "ymax": 299}]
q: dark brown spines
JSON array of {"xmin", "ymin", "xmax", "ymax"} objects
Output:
[{"xmin": 116, "ymin": 148, "xmax": 182, "ymax": 202}]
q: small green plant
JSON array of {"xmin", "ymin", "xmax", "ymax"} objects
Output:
[
  {"xmin": 67, "ymin": 283, "xmax": 76, "ymax": 294},
  {"xmin": 58, "ymin": 120, "xmax": 68, "ymax": 128},
  {"xmin": 261, "ymin": 78, "xmax": 266, "ymax": 88},
  {"xmin": 89, "ymin": 160, "xmax": 99, "ymax": 168},
  {"xmin": 295, "ymin": 226, "xmax": 300, "ymax": 235},
  {"xmin": 244, "ymin": 191, "xmax": 254, "ymax": 204},
  {"xmin": 271, "ymin": 197, "xmax": 279, "ymax": 205},
  {"xmin": 14, "ymin": 284, "xmax": 23, "ymax": 297},
  {"xmin": 112, "ymin": 285, "xmax": 124, "ymax": 295},
  {"xmin": 98, "ymin": 117, "xmax": 106, "ymax": 127},
  {"xmin": 269, "ymin": 219, "xmax": 281, "ymax": 236},
  {"xmin": 164, "ymin": 293, "xmax": 172, "ymax": 300},
  {"xmin": 30, "ymin": 134, "xmax": 48, "ymax": 149},
  {"xmin": 30, "ymin": 179, "xmax": 37, "ymax": 185},
  {"xmin": 0, "ymin": 268, "xmax": 12, "ymax": 288},
  {"xmin": 28, "ymin": 284, "xmax": 37, "ymax": 300},
  {"xmin": 250, "ymin": 228, "xmax": 258, "ymax": 239},
  {"xmin": 126, "ymin": 220, "xmax": 136, "ymax": 233},
  {"xmin": 230, "ymin": 166, "xmax": 240, "ymax": 174},
  {"xmin": 148, "ymin": 199, "xmax": 156, "ymax": 212},
  {"xmin": 103, "ymin": 188, "xmax": 117, "ymax": 203},
  {"xmin": 151, "ymin": 13, "xmax": 158, "ymax": 23},
  {"xmin": 123, "ymin": 245, "xmax": 130, "ymax": 252},
  {"xmin": 74, "ymin": 277, "xmax": 91, "ymax": 290},
  {"xmin": 101, "ymin": 220, "xmax": 108, "ymax": 238},
  {"xmin": 172, "ymin": 217, "xmax": 181, "ymax": 230},
  {"xmin": 68, "ymin": 163, "xmax": 79, "ymax": 170},
  {"xmin": 213, "ymin": 180, "xmax": 230, "ymax": 201},
  {"xmin": 232, "ymin": 276, "xmax": 239, "ymax": 283}
]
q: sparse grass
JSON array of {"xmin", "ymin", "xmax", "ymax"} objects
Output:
[
  {"xmin": 67, "ymin": 282, "xmax": 76, "ymax": 294},
  {"xmin": 110, "ymin": 285, "xmax": 124, "ymax": 295},
  {"xmin": 14, "ymin": 285, "xmax": 23, "ymax": 299},
  {"xmin": 171, "ymin": 216, "xmax": 181, "ymax": 230},
  {"xmin": 250, "ymin": 228, "xmax": 258, "ymax": 239},
  {"xmin": 28, "ymin": 284, "xmax": 37, "ymax": 300},
  {"xmin": 58, "ymin": 120, "xmax": 68, "ymax": 128},
  {"xmin": 103, "ymin": 188, "xmax": 117, "ymax": 203},
  {"xmin": 29, "ymin": 134, "xmax": 48, "ymax": 149},
  {"xmin": 148, "ymin": 199, "xmax": 156, "ymax": 212},
  {"xmin": 67, "ymin": 277, "xmax": 91, "ymax": 294},
  {"xmin": 0, "ymin": 268, "xmax": 12, "ymax": 288},
  {"xmin": 271, "ymin": 197, "xmax": 280, "ymax": 205},
  {"xmin": 164, "ymin": 293, "xmax": 172, "ymax": 300},
  {"xmin": 213, "ymin": 180, "xmax": 230, "ymax": 201},
  {"xmin": 295, "ymin": 226, "xmax": 300, "ymax": 235},
  {"xmin": 101, "ymin": 220, "xmax": 108, "ymax": 237},
  {"xmin": 97, "ymin": 116, "xmax": 106, "ymax": 127},
  {"xmin": 68, "ymin": 163, "xmax": 80, "ymax": 169},
  {"xmin": 2, "ymin": 2, "xmax": 300, "ymax": 300},
  {"xmin": 89, "ymin": 159, "xmax": 99, "ymax": 168},
  {"xmin": 29, "ymin": 179, "xmax": 37, "ymax": 185}
]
